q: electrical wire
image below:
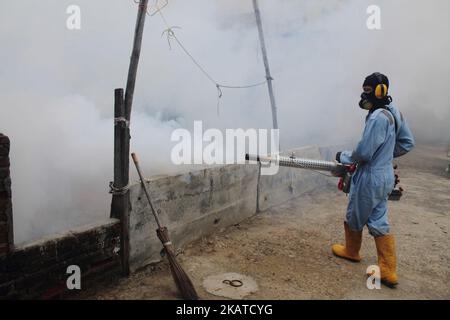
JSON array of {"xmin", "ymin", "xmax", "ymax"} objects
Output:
[{"xmin": 133, "ymin": 0, "xmax": 268, "ymax": 115}]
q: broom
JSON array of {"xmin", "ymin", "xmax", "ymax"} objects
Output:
[{"xmin": 131, "ymin": 152, "xmax": 199, "ymax": 300}]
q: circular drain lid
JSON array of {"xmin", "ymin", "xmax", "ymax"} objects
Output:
[{"xmin": 202, "ymin": 272, "xmax": 258, "ymax": 299}]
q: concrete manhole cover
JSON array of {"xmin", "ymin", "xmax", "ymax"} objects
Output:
[{"xmin": 202, "ymin": 272, "xmax": 258, "ymax": 299}]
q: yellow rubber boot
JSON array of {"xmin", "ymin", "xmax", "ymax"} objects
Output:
[
  {"xmin": 332, "ymin": 222, "xmax": 362, "ymax": 262},
  {"xmin": 374, "ymin": 234, "xmax": 398, "ymax": 287}
]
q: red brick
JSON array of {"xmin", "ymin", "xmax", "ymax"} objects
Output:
[
  {"xmin": 0, "ymin": 179, "xmax": 11, "ymax": 195},
  {"xmin": 0, "ymin": 135, "xmax": 9, "ymax": 156},
  {"xmin": 0, "ymin": 157, "xmax": 9, "ymax": 167},
  {"xmin": 0, "ymin": 227, "xmax": 8, "ymax": 244},
  {"xmin": 0, "ymin": 134, "xmax": 9, "ymax": 144},
  {"xmin": 0, "ymin": 243, "xmax": 8, "ymax": 255},
  {"xmin": 0, "ymin": 190, "xmax": 10, "ymax": 198},
  {"xmin": 0, "ymin": 198, "xmax": 11, "ymax": 215},
  {"xmin": 0, "ymin": 168, "xmax": 10, "ymax": 179},
  {"xmin": 0, "ymin": 221, "xmax": 8, "ymax": 232}
]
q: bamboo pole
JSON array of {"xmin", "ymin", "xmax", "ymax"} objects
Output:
[
  {"xmin": 252, "ymin": 0, "xmax": 279, "ymax": 130},
  {"xmin": 125, "ymin": 0, "xmax": 149, "ymax": 121}
]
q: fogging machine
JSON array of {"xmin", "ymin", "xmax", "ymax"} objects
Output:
[{"xmin": 245, "ymin": 153, "xmax": 403, "ymax": 200}]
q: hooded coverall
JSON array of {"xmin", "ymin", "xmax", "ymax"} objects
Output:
[{"xmin": 339, "ymin": 102, "xmax": 415, "ymax": 236}]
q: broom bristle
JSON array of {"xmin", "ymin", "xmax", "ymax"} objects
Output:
[
  {"xmin": 167, "ymin": 251, "xmax": 199, "ymax": 300},
  {"xmin": 157, "ymin": 227, "xmax": 199, "ymax": 300}
]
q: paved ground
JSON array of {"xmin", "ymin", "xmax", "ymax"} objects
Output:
[{"xmin": 78, "ymin": 144, "xmax": 450, "ymax": 300}]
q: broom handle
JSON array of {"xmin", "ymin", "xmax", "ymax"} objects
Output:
[{"xmin": 131, "ymin": 153, "xmax": 163, "ymax": 229}]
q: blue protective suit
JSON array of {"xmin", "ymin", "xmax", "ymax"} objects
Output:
[{"xmin": 339, "ymin": 103, "xmax": 415, "ymax": 236}]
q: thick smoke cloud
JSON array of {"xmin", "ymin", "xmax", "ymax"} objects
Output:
[{"xmin": 0, "ymin": 0, "xmax": 449, "ymax": 243}]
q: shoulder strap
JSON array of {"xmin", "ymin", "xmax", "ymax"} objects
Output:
[{"xmin": 380, "ymin": 108, "xmax": 399, "ymax": 134}]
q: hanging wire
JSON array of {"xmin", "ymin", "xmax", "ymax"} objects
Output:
[
  {"xmin": 133, "ymin": 0, "xmax": 168, "ymax": 16},
  {"xmin": 148, "ymin": 0, "xmax": 168, "ymax": 16},
  {"xmin": 161, "ymin": 25, "xmax": 181, "ymax": 50},
  {"xmin": 158, "ymin": 9, "xmax": 268, "ymax": 115},
  {"xmin": 158, "ymin": 10, "xmax": 267, "ymax": 89},
  {"xmin": 133, "ymin": 0, "xmax": 268, "ymax": 116}
]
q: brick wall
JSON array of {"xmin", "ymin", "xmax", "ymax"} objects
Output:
[
  {"xmin": 0, "ymin": 133, "xmax": 122, "ymax": 299},
  {"xmin": 0, "ymin": 133, "xmax": 13, "ymax": 256},
  {"xmin": 0, "ymin": 219, "xmax": 121, "ymax": 299}
]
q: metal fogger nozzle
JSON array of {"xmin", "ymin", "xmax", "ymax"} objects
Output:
[{"xmin": 245, "ymin": 153, "xmax": 344, "ymax": 172}]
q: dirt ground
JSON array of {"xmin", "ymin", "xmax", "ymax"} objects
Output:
[{"xmin": 78, "ymin": 144, "xmax": 450, "ymax": 300}]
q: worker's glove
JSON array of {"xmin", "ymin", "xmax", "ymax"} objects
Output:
[{"xmin": 335, "ymin": 151, "xmax": 342, "ymax": 163}]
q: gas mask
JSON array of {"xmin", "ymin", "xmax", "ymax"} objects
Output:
[
  {"xmin": 359, "ymin": 87, "xmax": 376, "ymax": 110},
  {"xmin": 358, "ymin": 72, "xmax": 391, "ymax": 111}
]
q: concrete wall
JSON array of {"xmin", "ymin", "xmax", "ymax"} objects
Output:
[
  {"xmin": 129, "ymin": 164, "xmax": 259, "ymax": 271},
  {"xmin": 258, "ymin": 146, "xmax": 335, "ymax": 212},
  {"xmin": 129, "ymin": 145, "xmax": 337, "ymax": 271}
]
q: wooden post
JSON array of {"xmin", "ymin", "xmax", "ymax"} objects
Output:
[
  {"xmin": 111, "ymin": 0, "xmax": 149, "ymax": 277},
  {"xmin": 252, "ymin": 0, "xmax": 279, "ymax": 130},
  {"xmin": 110, "ymin": 88, "xmax": 130, "ymax": 276}
]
